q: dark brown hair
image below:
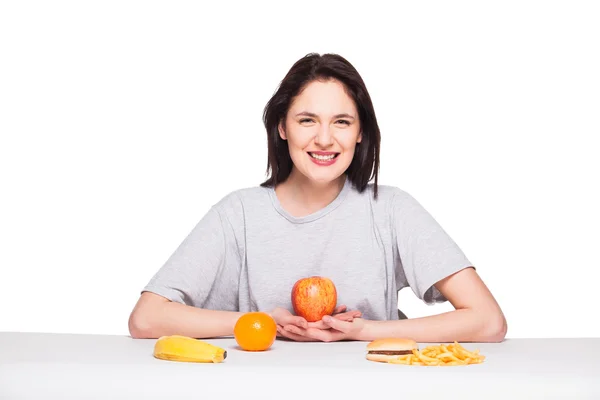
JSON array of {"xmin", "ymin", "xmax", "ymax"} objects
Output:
[{"xmin": 260, "ymin": 53, "xmax": 381, "ymax": 198}]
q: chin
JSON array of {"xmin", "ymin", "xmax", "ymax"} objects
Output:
[
  {"xmin": 313, "ymin": 163, "xmax": 350, "ymax": 181},
  {"xmin": 311, "ymin": 177, "xmax": 339, "ymax": 185},
  {"xmin": 305, "ymin": 169, "xmax": 345, "ymax": 185},
  {"xmin": 291, "ymin": 154, "xmax": 351, "ymax": 186}
]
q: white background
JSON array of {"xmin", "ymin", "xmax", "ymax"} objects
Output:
[{"xmin": 1, "ymin": 1, "xmax": 598, "ymax": 339}]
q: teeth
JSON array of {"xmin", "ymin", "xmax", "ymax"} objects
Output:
[{"xmin": 310, "ymin": 153, "xmax": 336, "ymax": 161}]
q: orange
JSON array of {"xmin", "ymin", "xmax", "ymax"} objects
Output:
[{"xmin": 233, "ymin": 312, "xmax": 277, "ymax": 351}]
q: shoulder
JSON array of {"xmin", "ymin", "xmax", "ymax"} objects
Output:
[
  {"xmin": 350, "ymin": 183, "xmax": 427, "ymax": 223},
  {"xmin": 211, "ymin": 184, "xmax": 272, "ymax": 215},
  {"xmin": 359, "ymin": 183, "xmax": 417, "ymax": 208},
  {"xmin": 195, "ymin": 185, "xmax": 270, "ymax": 236}
]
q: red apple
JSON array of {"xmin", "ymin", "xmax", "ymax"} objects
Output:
[{"xmin": 291, "ymin": 276, "xmax": 337, "ymax": 322}]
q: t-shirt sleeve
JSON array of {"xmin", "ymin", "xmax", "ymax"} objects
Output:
[
  {"xmin": 392, "ymin": 190, "xmax": 473, "ymax": 304},
  {"xmin": 142, "ymin": 204, "xmax": 235, "ymax": 308}
]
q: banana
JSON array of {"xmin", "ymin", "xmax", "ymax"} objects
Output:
[{"xmin": 153, "ymin": 335, "xmax": 227, "ymax": 363}]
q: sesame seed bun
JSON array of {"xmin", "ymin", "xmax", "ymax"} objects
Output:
[
  {"xmin": 366, "ymin": 338, "xmax": 418, "ymax": 351},
  {"xmin": 366, "ymin": 338, "xmax": 418, "ymax": 362}
]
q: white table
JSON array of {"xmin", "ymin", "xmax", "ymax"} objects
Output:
[{"xmin": 1, "ymin": 332, "xmax": 599, "ymax": 399}]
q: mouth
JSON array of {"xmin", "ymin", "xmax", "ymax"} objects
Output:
[
  {"xmin": 308, "ymin": 152, "xmax": 340, "ymax": 161},
  {"xmin": 307, "ymin": 151, "xmax": 340, "ymax": 166}
]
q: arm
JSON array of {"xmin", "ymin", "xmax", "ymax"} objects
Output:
[
  {"xmin": 281, "ymin": 192, "xmax": 507, "ymax": 343},
  {"xmin": 128, "ymin": 203, "xmax": 244, "ymax": 339},
  {"xmin": 355, "ymin": 267, "xmax": 507, "ymax": 343},
  {"xmin": 128, "ymin": 292, "xmax": 244, "ymax": 339},
  {"xmin": 375, "ymin": 189, "xmax": 507, "ymax": 342},
  {"xmin": 282, "ymin": 267, "xmax": 507, "ymax": 343},
  {"xmin": 128, "ymin": 292, "xmax": 360, "ymax": 339}
]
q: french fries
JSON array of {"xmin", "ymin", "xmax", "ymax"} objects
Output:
[{"xmin": 388, "ymin": 341, "xmax": 485, "ymax": 366}]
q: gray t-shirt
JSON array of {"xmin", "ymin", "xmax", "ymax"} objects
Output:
[{"xmin": 142, "ymin": 178, "xmax": 473, "ymax": 321}]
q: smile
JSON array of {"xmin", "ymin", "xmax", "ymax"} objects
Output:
[{"xmin": 307, "ymin": 152, "xmax": 340, "ymax": 166}]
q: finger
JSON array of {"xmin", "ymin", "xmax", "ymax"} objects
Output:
[
  {"xmin": 333, "ymin": 310, "xmax": 362, "ymax": 321},
  {"xmin": 276, "ymin": 325, "xmax": 293, "ymax": 339},
  {"xmin": 284, "ymin": 325, "xmax": 345, "ymax": 342},
  {"xmin": 322, "ymin": 315, "xmax": 353, "ymax": 334},
  {"xmin": 279, "ymin": 325, "xmax": 317, "ymax": 342},
  {"xmin": 283, "ymin": 315, "xmax": 308, "ymax": 329},
  {"xmin": 289, "ymin": 325, "xmax": 346, "ymax": 343},
  {"xmin": 333, "ymin": 305, "xmax": 347, "ymax": 314},
  {"xmin": 308, "ymin": 315, "xmax": 351, "ymax": 329},
  {"xmin": 277, "ymin": 325, "xmax": 299, "ymax": 341},
  {"xmin": 285, "ymin": 325, "xmax": 327, "ymax": 341},
  {"xmin": 284, "ymin": 324, "xmax": 330, "ymax": 341},
  {"xmin": 308, "ymin": 311, "xmax": 360, "ymax": 329},
  {"xmin": 311, "ymin": 308, "xmax": 348, "ymax": 328},
  {"xmin": 284, "ymin": 324, "xmax": 309, "ymax": 336},
  {"xmin": 278, "ymin": 328, "xmax": 299, "ymax": 341},
  {"xmin": 307, "ymin": 320, "xmax": 328, "ymax": 330}
]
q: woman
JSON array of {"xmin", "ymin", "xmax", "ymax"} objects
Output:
[{"xmin": 128, "ymin": 53, "xmax": 507, "ymax": 343}]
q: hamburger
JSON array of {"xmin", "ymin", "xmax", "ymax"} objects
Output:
[{"xmin": 366, "ymin": 338, "xmax": 419, "ymax": 362}]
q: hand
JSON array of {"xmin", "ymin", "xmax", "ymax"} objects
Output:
[
  {"xmin": 281, "ymin": 316, "xmax": 366, "ymax": 342},
  {"xmin": 306, "ymin": 305, "xmax": 361, "ymax": 329},
  {"xmin": 277, "ymin": 305, "xmax": 363, "ymax": 342},
  {"xmin": 270, "ymin": 307, "xmax": 308, "ymax": 332}
]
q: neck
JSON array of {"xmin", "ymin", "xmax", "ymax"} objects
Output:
[{"xmin": 275, "ymin": 169, "xmax": 347, "ymax": 217}]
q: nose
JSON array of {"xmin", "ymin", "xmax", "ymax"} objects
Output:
[{"xmin": 314, "ymin": 124, "xmax": 334, "ymax": 147}]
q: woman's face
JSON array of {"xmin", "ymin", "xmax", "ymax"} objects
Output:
[{"xmin": 279, "ymin": 79, "xmax": 362, "ymax": 185}]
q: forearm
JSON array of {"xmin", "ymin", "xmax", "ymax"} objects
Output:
[
  {"xmin": 355, "ymin": 308, "xmax": 507, "ymax": 343},
  {"xmin": 129, "ymin": 300, "xmax": 243, "ymax": 339}
]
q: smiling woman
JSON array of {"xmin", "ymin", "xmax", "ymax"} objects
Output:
[
  {"xmin": 128, "ymin": 53, "xmax": 507, "ymax": 344},
  {"xmin": 268, "ymin": 79, "xmax": 366, "ymax": 217},
  {"xmin": 262, "ymin": 54, "xmax": 380, "ymax": 199},
  {"xmin": 277, "ymin": 81, "xmax": 362, "ymax": 185}
]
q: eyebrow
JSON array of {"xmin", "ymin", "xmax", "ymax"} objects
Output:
[{"xmin": 295, "ymin": 111, "xmax": 356, "ymax": 120}]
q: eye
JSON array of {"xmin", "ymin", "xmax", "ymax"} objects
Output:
[
  {"xmin": 336, "ymin": 120, "xmax": 351, "ymax": 125},
  {"xmin": 299, "ymin": 118, "xmax": 315, "ymax": 124}
]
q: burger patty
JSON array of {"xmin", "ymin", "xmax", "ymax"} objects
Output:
[{"xmin": 367, "ymin": 350, "xmax": 414, "ymax": 355}]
